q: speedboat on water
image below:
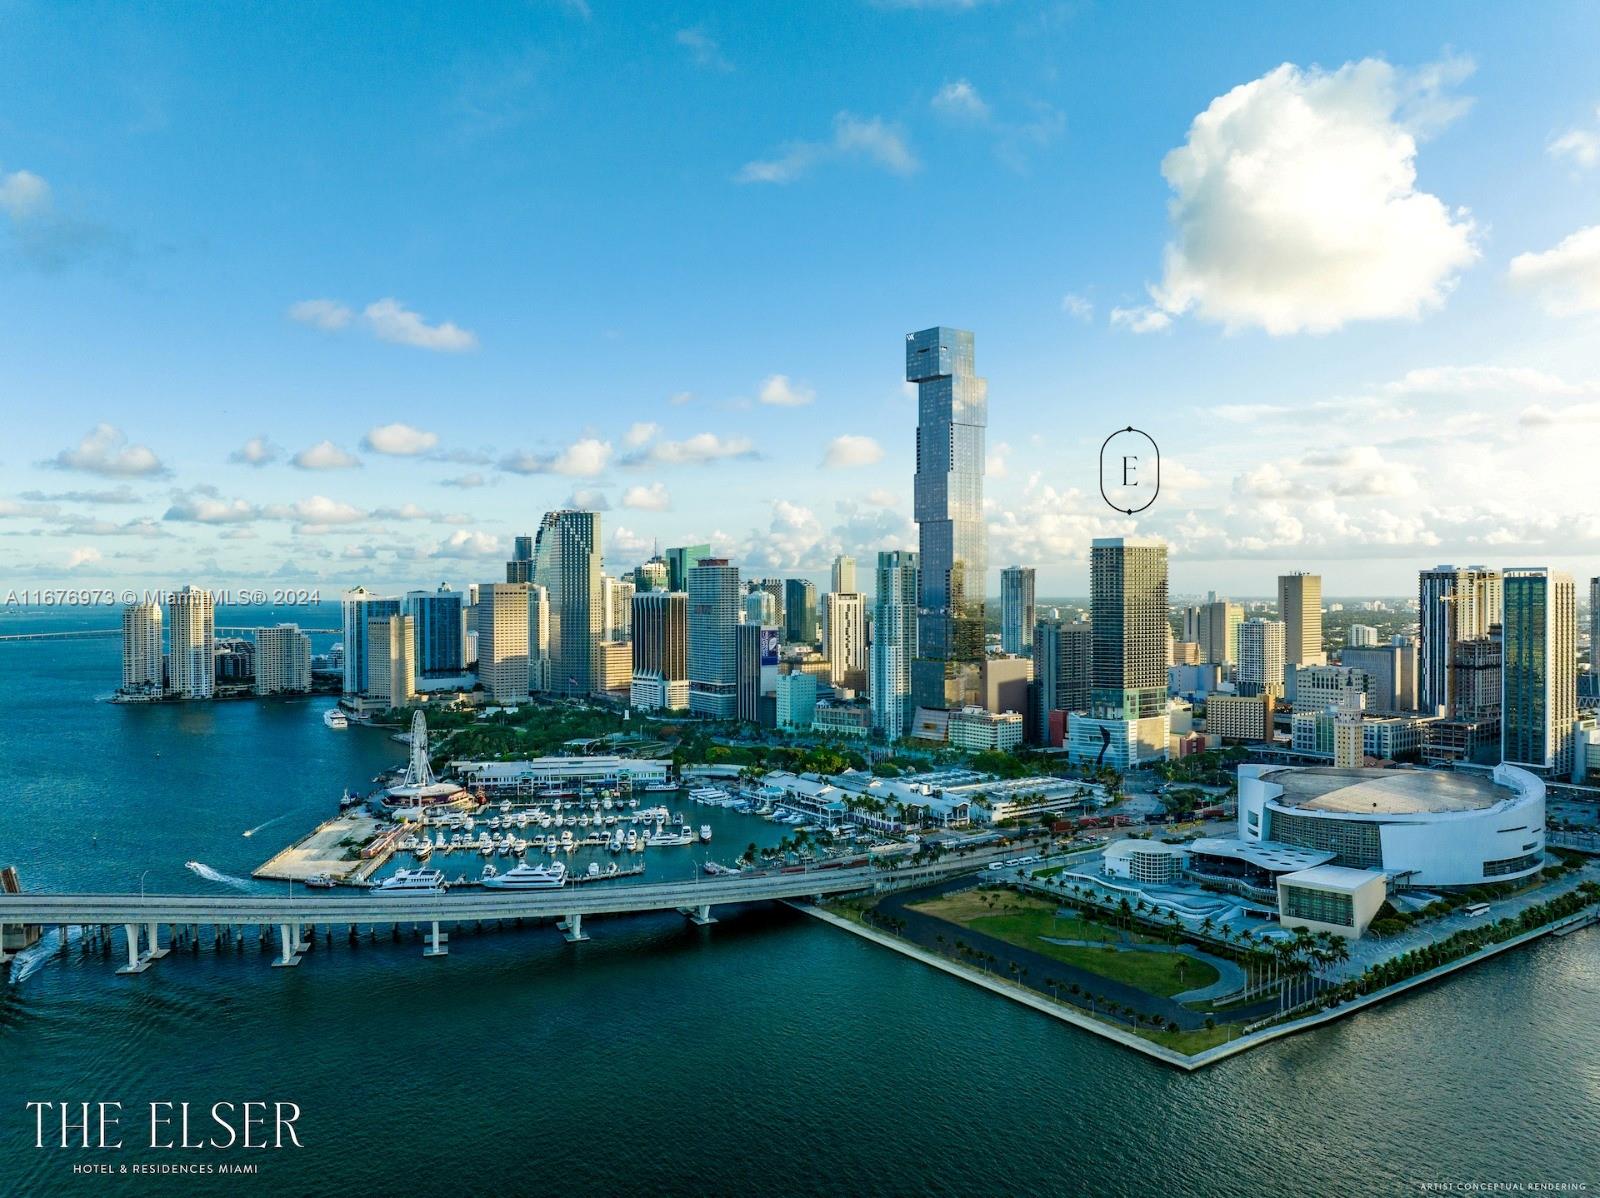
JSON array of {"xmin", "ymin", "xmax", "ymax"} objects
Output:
[
  {"xmin": 322, "ymin": 708, "xmax": 349, "ymax": 730},
  {"xmin": 481, "ymin": 861, "xmax": 567, "ymax": 890},
  {"xmin": 699, "ymin": 825, "xmax": 712, "ymax": 843},
  {"xmin": 370, "ymin": 868, "xmax": 447, "ymax": 896}
]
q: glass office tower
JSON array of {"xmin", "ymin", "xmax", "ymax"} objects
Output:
[
  {"xmin": 532, "ymin": 509, "xmax": 602, "ymax": 697},
  {"xmin": 908, "ymin": 326, "xmax": 987, "ymax": 712}
]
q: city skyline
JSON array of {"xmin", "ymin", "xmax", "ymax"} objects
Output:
[{"xmin": 4, "ymin": 4, "xmax": 1600, "ymax": 595}]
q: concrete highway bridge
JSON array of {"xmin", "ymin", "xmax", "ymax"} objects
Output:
[{"xmin": 0, "ymin": 864, "xmax": 901, "ymax": 973}]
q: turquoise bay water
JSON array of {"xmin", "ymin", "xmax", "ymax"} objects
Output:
[{"xmin": 2, "ymin": 607, "xmax": 1598, "ymax": 1195}]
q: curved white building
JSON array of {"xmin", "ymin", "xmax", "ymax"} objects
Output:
[{"xmin": 1237, "ymin": 763, "xmax": 1545, "ymax": 888}]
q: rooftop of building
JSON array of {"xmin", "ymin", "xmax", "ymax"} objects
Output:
[
  {"xmin": 1277, "ymin": 864, "xmax": 1389, "ymax": 891},
  {"xmin": 1259, "ymin": 766, "xmax": 1510, "ymax": 814},
  {"xmin": 1189, "ymin": 836, "xmax": 1335, "ymax": 873}
]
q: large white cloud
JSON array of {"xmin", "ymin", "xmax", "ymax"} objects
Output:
[
  {"xmin": 362, "ymin": 422, "xmax": 440, "ymax": 456},
  {"xmin": 1150, "ymin": 58, "xmax": 1479, "ymax": 335},
  {"xmin": 48, "ymin": 425, "xmax": 169, "ymax": 478},
  {"xmin": 499, "ymin": 437, "xmax": 613, "ymax": 477},
  {"xmin": 1508, "ymin": 225, "xmax": 1600, "ymax": 316},
  {"xmin": 822, "ymin": 434, "xmax": 885, "ymax": 469}
]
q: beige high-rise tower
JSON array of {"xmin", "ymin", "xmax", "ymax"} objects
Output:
[
  {"xmin": 477, "ymin": 582, "xmax": 531, "ymax": 705},
  {"xmin": 1277, "ymin": 572, "xmax": 1325, "ymax": 668}
]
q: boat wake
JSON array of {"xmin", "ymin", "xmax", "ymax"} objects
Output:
[
  {"xmin": 241, "ymin": 813, "xmax": 289, "ymax": 839},
  {"xmin": 184, "ymin": 861, "xmax": 251, "ymax": 889},
  {"xmin": 5, "ymin": 926, "xmax": 79, "ymax": 986}
]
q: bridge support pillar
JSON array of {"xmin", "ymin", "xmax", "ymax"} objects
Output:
[
  {"xmin": 116, "ymin": 923, "xmax": 149, "ymax": 974},
  {"xmin": 423, "ymin": 920, "xmax": 449, "ymax": 958},
  {"xmin": 0, "ymin": 926, "xmax": 11, "ymax": 966},
  {"xmin": 679, "ymin": 904, "xmax": 717, "ymax": 926},
  {"xmin": 271, "ymin": 923, "xmax": 301, "ymax": 968},
  {"xmin": 293, "ymin": 923, "xmax": 310, "ymax": 955},
  {"xmin": 145, "ymin": 922, "xmax": 169, "ymax": 960},
  {"xmin": 561, "ymin": 913, "xmax": 589, "ymax": 943}
]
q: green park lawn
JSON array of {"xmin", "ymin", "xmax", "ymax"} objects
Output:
[{"xmin": 908, "ymin": 889, "xmax": 1220, "ymax": 999}]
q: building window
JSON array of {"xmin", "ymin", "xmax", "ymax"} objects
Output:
[
  {"xmin": 1268, "ymin": 810, "xmax": 1382, "ymax": 870},
  {"xmin": 1483, "ymin": 851, "xmax": 1542, "ymax": 878},
  {"xmin": 1281, "ymin": 885, "xmax": 1354, "ymax": 927}
]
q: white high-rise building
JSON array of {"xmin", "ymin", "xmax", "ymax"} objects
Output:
[
  {"xmin": 744, "ymin": 588, "xmax": 777, "ymax": 626},
  {"xmin": 478, "ymin": 582, "xmax": 530, "ymax": 705},
  {"xmin": 824, "ymin": 591, "xmax": 867, "ymax": 691},
  {"xmin": 602, "ymin": 575, "xmax": 635, "ymax": 643},
  {"xmin": 1347, "ymin": 624, "xmax": 1379, "ymax": 648},
  {"xmin": 871, "ymin": 550, "xmax": 919, "ymax": 741},
  {"xmin": 120, "ymin": 602, "xmax": 163, "ymax": 695},
  {"xmin": 1238, "ymin": 618, "xmax": 1287, "ymax": 699},
  {"xmin": 166, "ymin": 585, "xmax": 215, "ymax": 699},
  {"xmin": 255, "ymin": 624, "xmax": 311, "ymax": 696},
  {"xmin": 528, "ymin": 583, "xmax": 551, "ymax": 693},
  {"xmin": 366, "ymin": 614, "xmax": 415, "ymax": 709},
  {"xmin": 1000, "ymin": 565, "xmax": 1036, "ymax": 656}
]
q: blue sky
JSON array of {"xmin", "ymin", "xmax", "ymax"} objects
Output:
[{"xmin": 3, "ymin": 0, "xmax": 1599, "ymax": 597}]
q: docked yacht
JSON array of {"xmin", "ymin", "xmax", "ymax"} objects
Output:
[
  {"xmin": 699, "ymin": 825, "xmax": 713, "ymax": 843},
  {"xmin": 322, "ymin": 708, "xmax": 349, "ymax": 730},
  {"xmin": 643, "ymin": 777, "xmax": 680, "ymax": 793},
  {"xmin": 481, "ymin": 861, "xmax": 567, "ymax": 890},
  {"xmin": 370, "ymin": 868, "xmax": 447, "ymax": 896},
  {"xmin": 646, "ymin": 825, "xmax": 695, "ymax": 847},
  {"xmin": 304, "ymin": 873, "xmax": 337, "ymax": 888},
  {"xmin": 624, "ymin": 829, "xmax": 640, "ymax": 852}
]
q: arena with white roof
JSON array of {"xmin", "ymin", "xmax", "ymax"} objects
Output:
[{"xmin": 1237, "ymin": 762, "xmax": 1546, "ymax": 888}]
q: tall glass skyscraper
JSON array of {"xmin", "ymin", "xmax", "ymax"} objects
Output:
[
  {"xmin": 908, "ymin": 326, "xmax": 986, "ymax": 711},
  {"xmin": 1502, "ymin": 567, "xmax": 1575, "ymax": 776},
  {"xmin": 1089, "ymin": 537, "xmax": 1169, "ymax": 720},
  {"xmin": 1000, "ymin": 565, "xmax": 1035, "ymax": 655},
  {"xmin": 871, "ymin": 549, "xmax": 919, "ymax": 742},
  {"xmin": 532, "ymin": 509, "xmax": 602, "ymax": 697},
  {"xmin": 1418, "ymin": 565, "xmax": 1502, "ymax": 716},
  {"xmin": 404, "ymin": 584, "xmax": 464, "ymax": 678},
  {"xmin": 340, "ymin": 587, "xmax": 399, "ymax": 697},
  {"xmin": 688, "ymin": 557, "xmax": 740, "ymax": 718}
]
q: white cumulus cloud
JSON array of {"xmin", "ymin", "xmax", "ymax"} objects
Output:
[
  {"xmin": 498, "ymin": 437, "xmax": 613, "ymax": 477},
  {"xmin": 1549, "ymin": 108, "xmax": 1600, "ymax": 169},
  {"xmin": 1149, "ymin": 57, "xmax": 1479, "ymax": 334},
  {"xmin": 758, "ymin": 374, "xmax": 815, "ymax": 406},
  {"xmin": 822, "ymin": 435, "xmax": 885, "ymax": 469},
  {"xmin": 363, "ymin": 298, "xmax": 478, "ymax": 352},
  {"xmin": 48, "ymin": 425, "xmax": 169, "ymax": 478},
  {"xmin": 621, "ymin": 482, "xmax": 672, "ymax": 510},
  {"xmin": 932, "ymin": 79, "xmax": 989, "ymax": 121},
  {"xmin": 1508, "ymin": 225, "xmax": 1600, "ymax": 316},
  {"xmin": 292, "ymin": 441, "xmax": 362, "ymax": 470},
  {"xmin": 362, "ymin": 422, "xmax": 440, "ymax": 456}
]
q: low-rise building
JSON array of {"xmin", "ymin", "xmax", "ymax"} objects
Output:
[
  {"xmin": 1205, "ymin": 693, "xmax": 1274, "ymax": 743},
  {"xmin": 811, "ymin": 700, "xmax": 872, "ymax": 738},
  {"xmin": 1277, "ymin": 865, "xmax": 1389, "ymax": 939},
  {"xmin": 946, "ymin": 706, "xmax": 1025, "ymax": 751}
]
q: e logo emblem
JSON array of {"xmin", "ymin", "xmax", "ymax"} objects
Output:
[{"xmin": 1100, "ymin": 426, "xmax": 1159, "ymax": 515}]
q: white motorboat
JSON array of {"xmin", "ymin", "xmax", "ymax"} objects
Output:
[
  {"xmin": 482, "ymin": 861, "xmax": 567, "ymax": 890},
  {"xmin": 370, "ymin": 868, "xmax": 447, "ymax": 896},
  {"xmin": 415, "ymin": 840, "xmax": 433, "ymax": 858},
  {"xmin": 699, "ymin": 825, "xmax": 712, "ymax": 843},
  {"xmin": 304, "ymin": 873, "xmax": 337, "ymax": 888},
  {"xmin": 647, "ymin": 826, "xmax": 695, "ymax": 847},
  {"xmin": 608, "ymin": 830, "xmax": 624, "ymax": 853},
  {"xmin": 480, "ymin": 842, "xmax": 495, "ymax": 857},
  {"xmin": 586, "ymin": 862, "xmax": 601, "ymax": 879},
  {"xmin": 322, "ymin": 708, "xmax": 349, "ymax": 730},
  {"xmin": 559, "ymin": 830, "xmax": 574, "ymax": 850},
  {"xmin": 625, "ymin": 829, "xmax": 640, "ymax": 852}
]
